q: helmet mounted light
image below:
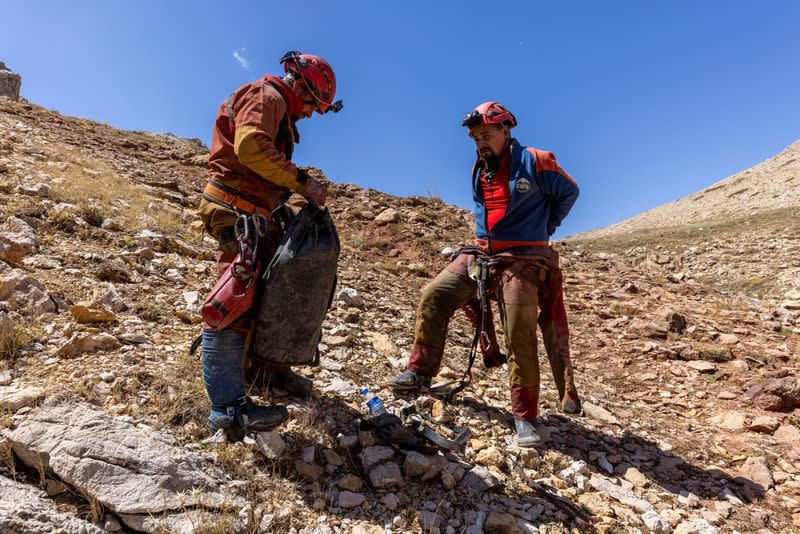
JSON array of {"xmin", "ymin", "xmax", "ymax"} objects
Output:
[{"xmin": 462, "ymin": 101, "xmax": 517, "ymax": 129}]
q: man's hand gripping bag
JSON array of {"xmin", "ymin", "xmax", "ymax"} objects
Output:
[{"xmin": 250, "ymin": 205, "xmax": 339, "ymax": 365}]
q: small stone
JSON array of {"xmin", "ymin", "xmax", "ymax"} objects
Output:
[
  {"xmin": 302, "ymin": 445, "xmax": 315, "ymax": 463},
  {"xmin": 404, "ymin": 451, "xmax": 433, "ymax": 478},
  {"xmin": 729, "ymin": 359, "xmax": 749, "ymax": 371},
  {"xmin": 338, "ymin": 491, "xmax": 365, "ymax": 509},
  {"xmin": 714, "ymin": 501, "xmax": 732, "ymax": 518},
  {"xmin": 0, "ymin": 370, "xmax": 12, "ymax": 386},
  {"xmin": 360, "ymin": 445, "xmax": 394, "ymax": 470},
  {"xmin": 103, "ymin": 514, "xmax": 123, "ymax": 532},
  {"xmin": 774, "ymin": 424, "xmax": 800, "ymax": 449},
  {"xmin": 577, "ymin": 493, "xmax": 612, "ymax": 516},
  {"xmin": 0, "ymin": 384, "xmax": 44, "ymax": 410},
  {"xmin": 336, "ymin": 287, "xmax": 364, "ymax": 308},
  {"xmin": 294, "ymin": 460, "xmax": 323, "ymax": 482},
  {"xmin": 588, "ymin": 474, "xmax": 654, "ymax": 513},
  {"xmin": 440, "ymin": 469, "xmax": 456, "ymax": 489},
  {"xmin": 745, "ymin": 376, "xmax": 800, "ymax": 411},
  {"xmin": 69, "ymin": 302, "xmax": 117, "ymax": 324},
  {"xmin": 673, "ymin": 518, "xmax": 719, "ymax": 534},
  {"xmin": 484, "ymin": 511, "xmax": 523, "ymax": 533},
  {"xmin": 700, "ymin": 511, "xmax": 721, "ymax": 525},
  {"xmin": 470, "ymin": 438, "xmax": 488, "ymax": 452},
  {"xmin": 254, "ymin": 431, "xmax": 285, "ymax": 459},
  {"xmin": 44, "ymin": 478, "xmax": 68, "ymax": 496},
  {"xmin": 381, "ymin": 493, "xmax": 398, "ymax": 511},
  {"xmin": 56, "ymin": 332, "xmax": 120, "ymax": 358},
  {"xmin": 686, "ymin": 360, "xmax": 716, "ymax": 373},
  {"xmin": 716, "ymin": 333, "xmax": 739, "ymax": 345},
  {"xmin": 748, "ymin": 415, "xmax": 780, "ymax": 434},
  {"xmin": 323, "ymin": 448, "xmax": 343, "ymax": 466},
  {"xmin": 369, "ymin": 462, "xmax": 403, "ymax": 489},
  {"xmin": 464, "ymin": 465, "xmax": 501, "ymax": 492},
  {"xmin": 358, "ymin": 429, "xmax": 376, "ymax": 447},
  {"xmin": 716, "ymin": 391, "xmax": 737, "ymax": 400},
  {"xmin": 735, "ymin": 456, "xmax": 773, "ymax": 490},
  {"xmin": 582, "ymin": 401, "xmax": 620, "ymax": 425},
  {"xmin": 559, "ymin": 460, "xmax": 588, "ymax": 484},
  {"xmin": 374, "ymin": 208, "xmax": 400, "ymax": 225},
  {"xmin": 623, "ymin": 466, "xmax": 649, "ymax": 488},
  {"xmin": 367, "ymin": 331, "xmax": 398, "ymax": 356},
  {"xmin": 475, "ymin": 446, "xmax": 504, "ymax": 468},
  {"xmin": 641, "ymin": 511, "xmax": 670, "ymax": 534},
  {"xmin": 337, "ymin": 475, "xmax": 363, "ymax": 492},
  {"xmin": 707, "ymin": 411, "xmax": 747, "ymax": 431}
]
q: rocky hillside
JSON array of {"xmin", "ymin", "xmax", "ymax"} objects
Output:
[
  {"xmin": 579, "ymin": 141, "xmax": 800, "ymax": 238},
  {"xmin": 0, "ymin": 96, "xmax": 799, "ymax": 534},
  {"xmin": 571, "ymin": 142, "xmax": 800, "ymax": 305}
]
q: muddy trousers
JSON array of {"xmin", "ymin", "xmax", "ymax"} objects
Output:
[{"xmin": 407, "ymin": 254, "xmax": 580, "ymax": 419}]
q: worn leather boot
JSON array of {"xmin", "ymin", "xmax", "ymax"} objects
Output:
[
  {"xmin": 208, "ymin": 396, "xmax": 288, "ymax": 442},
  {"xmin": 246, "ymin": 363, "xmax": 313, "ymax": 397},
  {"xmin": 515, "ymin": 418, "xmax": 542, "ymax": 448},
  {"xmin": 267, "ymin": 367, "xmax": 313, "ymax": 397},
  {"xmin": 386, "ymin": 369, "xmax": 432, "ymax": 391}
]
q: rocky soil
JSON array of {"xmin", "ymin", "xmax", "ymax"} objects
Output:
[{"xmin": 1, "ymin": 96, "xmax": 799, "ymax": 533}]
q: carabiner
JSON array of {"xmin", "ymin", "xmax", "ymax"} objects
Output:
[
  {"xmin": 234, "ymin": 213, "xmax": 249, "ymax": 240},
  {"xmin": 251, "ymin": 213, "xmax": 269, "ymax": 237}
]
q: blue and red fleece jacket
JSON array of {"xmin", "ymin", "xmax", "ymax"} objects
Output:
[{"xmin": 472, "ymin": 139, "xmax": 579, "ymax": 251}]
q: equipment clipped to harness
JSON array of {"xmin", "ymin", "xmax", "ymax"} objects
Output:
[
  {"xmin": 250, "ymin": 204, "xmax": 339, "ymax": 366},
  {"xmin": 201, "ymin": 213, "xmax": 267, "ymax": 329},
  {"xmin": 430, "ymin": 246, "xmax": 504, "ymax": 402}
]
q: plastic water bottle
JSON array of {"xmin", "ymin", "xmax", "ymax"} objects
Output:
[{"xmin": 360, "ymin": 388, "xmax": 387, "ymax": 417}]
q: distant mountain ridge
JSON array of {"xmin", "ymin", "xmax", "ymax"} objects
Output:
[{"xmin": 578, "ymin": 140, "xmax": 800, "ymax": 240}]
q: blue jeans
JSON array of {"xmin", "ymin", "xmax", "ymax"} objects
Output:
[{"xmin": 201, "ymin": 329, "xmax": 245, "ymax": 414}]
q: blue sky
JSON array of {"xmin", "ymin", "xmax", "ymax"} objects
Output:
[{"xmin": 2, "ymin": 1, "xmax": 799, "ymax": 237}]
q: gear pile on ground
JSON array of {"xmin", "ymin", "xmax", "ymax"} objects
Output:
[{"xmin": 0, "ymin": 96, "xmax": 799, "ymax": 533}]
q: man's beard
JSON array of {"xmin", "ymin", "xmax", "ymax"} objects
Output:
[{"xmin": 480, "ymin": 148, "xmax": 500, "ymax": 171}]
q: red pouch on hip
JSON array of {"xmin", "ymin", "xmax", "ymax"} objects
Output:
[{"xmin": 201, "ymin": 217, "xmax": 264, "ymax": 329}]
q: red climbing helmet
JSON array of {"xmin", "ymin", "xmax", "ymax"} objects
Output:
[
  {"xmin": 462, "ymin": 101, "xmax": 517, "ymax": 129},
  {"xmin": 280, "ymin": 51, "xmax": 342, "ymax": 114}
]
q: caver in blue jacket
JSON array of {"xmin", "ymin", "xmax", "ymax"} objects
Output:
[{"xmin": 472, "ymin": 139, "xmax": 579, "ymax": 251}]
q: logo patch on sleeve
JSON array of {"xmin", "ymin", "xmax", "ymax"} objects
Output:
[{"xmin": 515, "ymin": 178, "xmax": 531, "ymax": 193}]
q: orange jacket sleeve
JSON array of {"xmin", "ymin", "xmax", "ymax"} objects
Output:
[{"xmin": 232, "ymin": 83, "xmax": 306, "ymax": 192}]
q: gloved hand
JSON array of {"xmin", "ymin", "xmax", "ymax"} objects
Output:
[{"xmin": 300, "ymin": 176, "xmax": 328, "ymax": 208}]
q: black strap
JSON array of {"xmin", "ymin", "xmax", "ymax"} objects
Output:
[
  {"xmin": 407, "ymin": 417, "xmax": 471, "ymax": 452},
  {"xmin": 225, "ymin": 93, "xmax": 235, "ymax": 124}
]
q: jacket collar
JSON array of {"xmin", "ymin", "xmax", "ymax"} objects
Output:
[{"xmin": 263, "ymin": 74, "xmax": 304, "ymax": 120}]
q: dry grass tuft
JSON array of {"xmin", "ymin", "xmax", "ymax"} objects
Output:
[
  {"xmin": 152, "ymin": 349, "xmax": 207, "ymax": 428},
  {"xmin": 0, "ymin": 322, "xmax": 38, "ymax": 361}
]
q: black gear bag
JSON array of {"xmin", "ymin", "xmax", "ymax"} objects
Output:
[{"xmin": 250, "ymin": 204, "xmax": 339, "ymax": 365}]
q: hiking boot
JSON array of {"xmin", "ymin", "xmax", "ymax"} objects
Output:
[
  {"xmin": 208, "ymin": 396, "xmax": 289, "ymax": 442},
  {"xmin": 561, "ymin": 397, "xmax": 582, "ymax": 415},
  {"xmin": 482, "ymin": 348, "xmax": 507, "ymax": 369},
  {"xmin": 386, "ymin": 369, "xmax": 432, "ymax": 391},
  {"xmin": 515, "ymin": 418, "xmax": 542, "ymax": 448},
  {"xmin": 246, "ymin": 365, "xmax": 314, "ymax": 397},
  {"xmin": 268, "ymin": 368, "xmax": 313, "ymax": 397}
]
